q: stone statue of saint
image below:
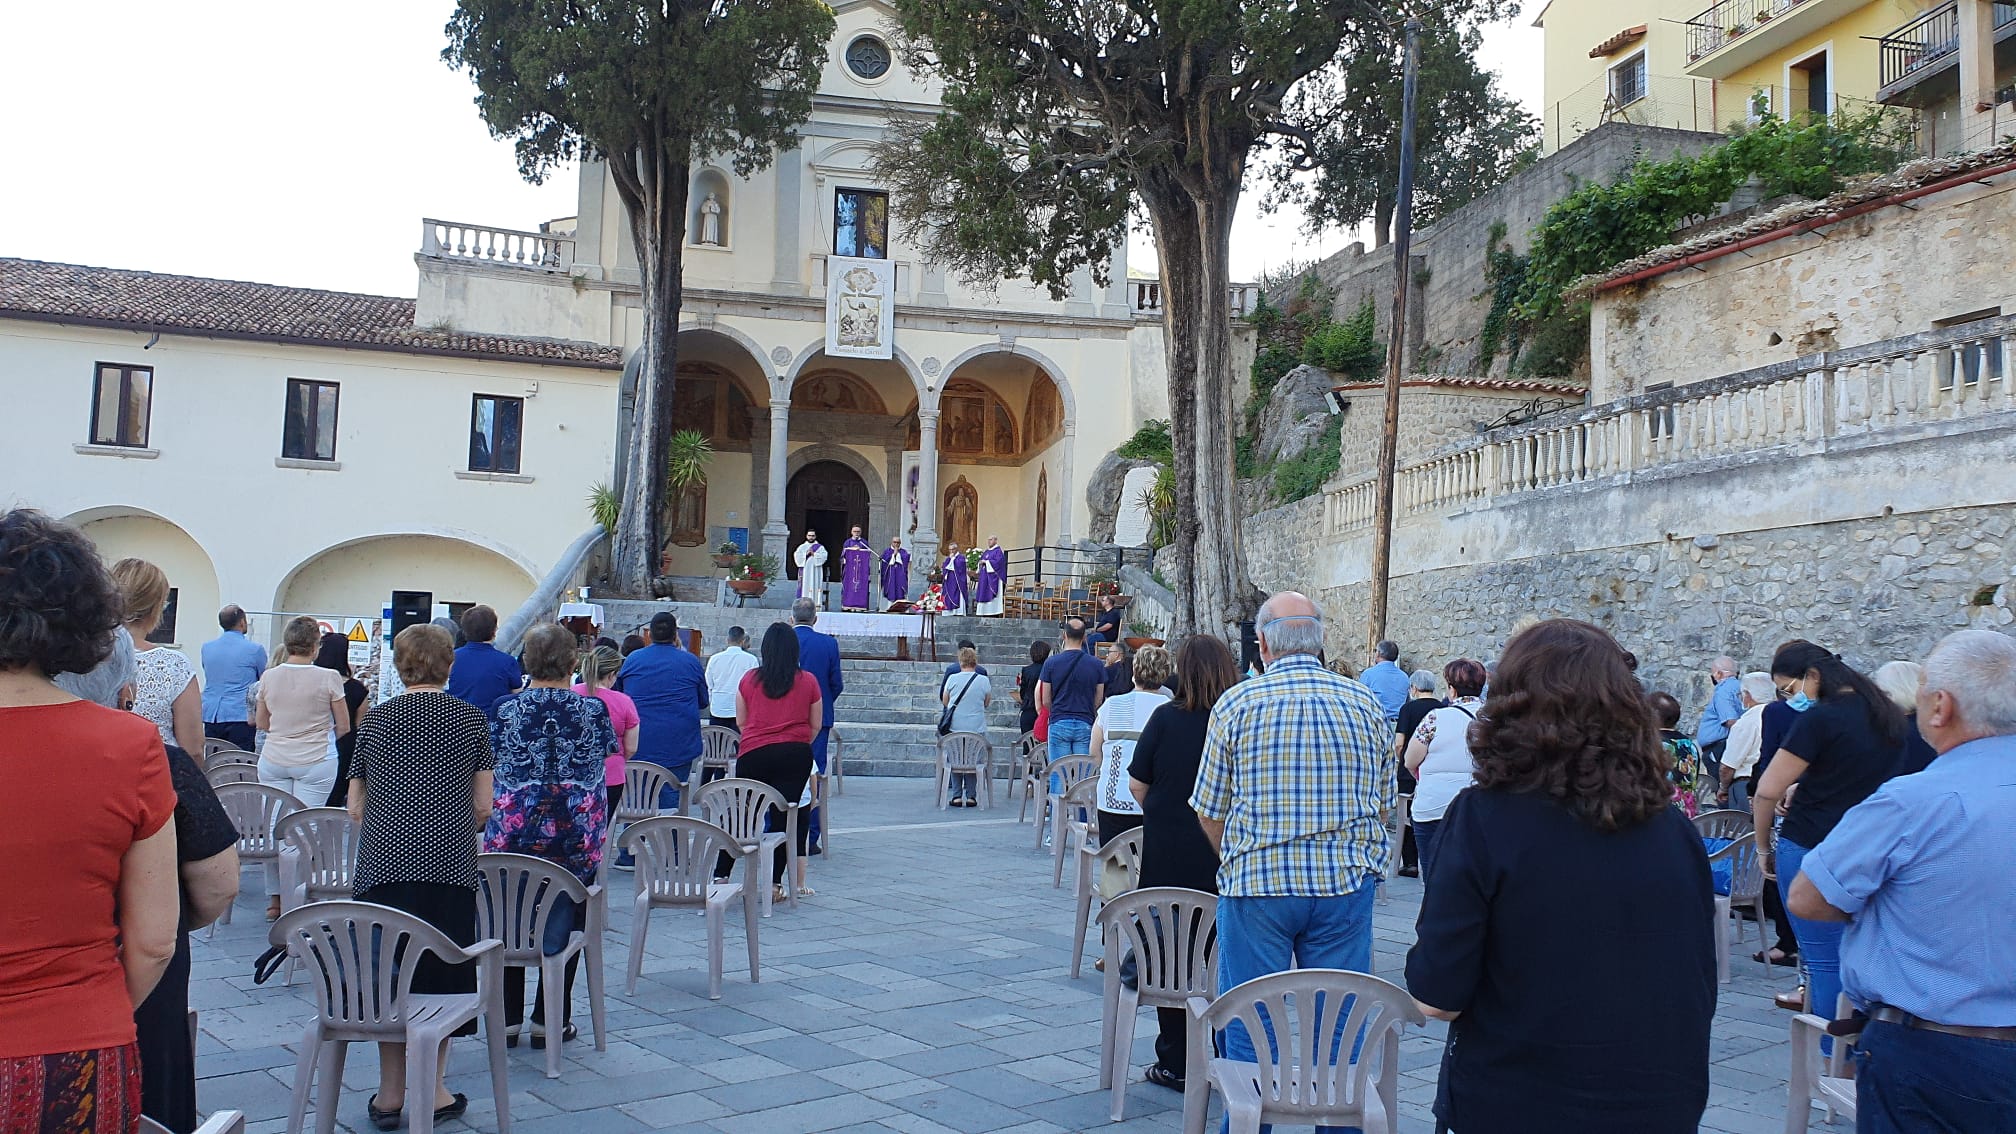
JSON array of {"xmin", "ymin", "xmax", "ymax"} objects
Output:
[{"xmin": 698, "ymin": 193, "xmax": 723, "ymax": 246}]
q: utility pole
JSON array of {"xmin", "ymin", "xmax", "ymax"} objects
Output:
[{"xmin": 1367, "ymin": 17, "xmax": 1421, "ymax": 656}]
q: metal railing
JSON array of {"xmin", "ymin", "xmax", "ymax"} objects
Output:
[
  {"xmin": 1541, "ymin": 72, "xmax": 1721, "ymax": 153},
  {"xmin": 1878, "ymin": 1, "xmax": 2016, "ymax": 91},
  {"xmin": 1686, "ymin": 0, "xmax": 1813, "ymax": 64},
  {"xmin": 419, "ymin": 219, "xmax": 576, "ymax": 273},
  {"xmin": 1324, "ymin": 315, "xmax": 2016, "ymax": 535}
]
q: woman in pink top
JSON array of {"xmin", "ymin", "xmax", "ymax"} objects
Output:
[
  {"xmin": 572, "ymin": 645, "xmax": 638, "ymax": 813},
  {"xmin": 735, "ymin": 623, "xmax": 823, "ymax": 901}
]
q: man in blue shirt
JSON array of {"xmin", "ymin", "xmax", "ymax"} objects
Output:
[
  {"xmin": 1358, "ymin": 640, "xmax": 1410, "ymax": 724},
  {"xmin": 201, "ymin": 604, "xmax": 266, "ymax": 751},
  {"xmin": 618, "ymin": 611, "xmax": 707, "ymax": 799},
  {"xmin": 445, "ymin": 604, "xmax": 523, "ymax": 718},
  {"xmin": 1695, "ymin": 655, "xmax": 1742, "ymax": 773},
  {"xmin": 1789, "ymin": 629, "xmax": 2016, "ymax": 1132},
  {"xmin": 793, "ymin": 598, "xmax": 844, "ymax": 852},
  {"xmin": 1038, "ymin": 623, "xmax": 1105, "ymax": 765}
]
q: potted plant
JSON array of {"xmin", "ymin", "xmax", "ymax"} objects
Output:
[
  {"xmin": 1124, "ymin": 615, "xmax": 1165, "ymax": 651},
  {"xmin": 728, "ymin": 552, "xmax": 777, "ymax": 597},
  {"xmin": 712, "ymin": 541, "xmax": 742, "ymax": 569}
]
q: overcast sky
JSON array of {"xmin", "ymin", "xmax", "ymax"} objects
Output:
[{"xmin": 2, "ymin": 1, "xmax": 1541, "ymax": 298}]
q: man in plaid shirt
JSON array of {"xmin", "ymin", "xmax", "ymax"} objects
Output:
[{"xmin": 1191, "ymin": 591, "xmax": 1395, "ymax": 1095}]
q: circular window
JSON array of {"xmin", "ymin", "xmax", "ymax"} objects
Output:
[{"xmin": 846, "ymin": 35, "xmax": 892, "ymax": 80}]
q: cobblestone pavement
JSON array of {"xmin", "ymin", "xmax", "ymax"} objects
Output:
[{"xmin": 192, "ymin": 777, "xmax": 1808, "ymax": 1133}]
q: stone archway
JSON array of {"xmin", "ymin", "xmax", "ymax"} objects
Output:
[{"xmin": 785, "ymin": 461, "xmax": 868, "ymax": 581}]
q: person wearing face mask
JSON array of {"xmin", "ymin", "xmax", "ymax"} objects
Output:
[{"xmin": 1751, "ymin": 640, "xmax": 1906, "ymax": 1024}]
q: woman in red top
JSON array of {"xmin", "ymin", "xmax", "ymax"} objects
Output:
[
  {"xmin": 735, "ymin": 622, "xmax": 823, "ymax": 902},
  {"xmin": 0, "ymin": 508, "xmax": 182, "ymax": 1134}
]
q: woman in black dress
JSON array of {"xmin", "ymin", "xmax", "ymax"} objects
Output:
[
  {"xmin": 314, "ymin": 632, "xmax": 371, "ymax": 807},
  {"xmin": 1124, "ymin": 632, "xmax": 1240, "ymax": 1093},
  {"xmin": 1406, "ymin": 619, "xmax": 1715, "ymax": 1134},
  {"xmin": 347, "ymin": 623, "xmax": 494, "ymax": 1131}
]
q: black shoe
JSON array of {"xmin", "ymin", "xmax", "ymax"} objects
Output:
[
  {"xmin": 433, "ymin": 1093, "xmax": 469, "ymax": 1124},
  {"xmin": 1398, "ymin": 866, "xmax": 1419, "ymax": 878},
  {"xmin": 529, "ymin": 1022, "xmax": 578, "ymax": 1049},
  {"xmin": 366, "ymin": 1096, "xmax": 400, "ymax": 1131},
  {"xmin": 1143, "ymin": 1065, "xmax": 1184, "ymax": 1091}
]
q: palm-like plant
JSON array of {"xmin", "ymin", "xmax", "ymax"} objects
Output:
[
  {"xmin": 1137, "ymin": 466, "xmax": 1177, "ymax": 550},
  {"xmin": 666, "ymin": 429, "xmax": 715, "ymax": 495},
  {"xmin": 587, "ymin": 482, "xmax": 621, "ymax": 532}
]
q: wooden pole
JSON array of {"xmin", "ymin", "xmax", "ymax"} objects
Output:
[{"xmin": 1367, "ymin": 18, "xmax": 1421, "ymax": 656}]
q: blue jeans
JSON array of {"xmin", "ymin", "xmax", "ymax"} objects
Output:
[
  {"xmin": 1412, "ymin": 819, "xmax": 1444, "ymax": 888},
  {"xmin": 1855, "ymin": 1020, "xmax": 2016, "ymax": 1133},
  {"xmin": 1777, "ymin": 837, "xmax": 1845, "ymax": 1025},
  {"xmin": 503, "ymin": 897, "xmax": 579, "ymax": 1028},
  {"xmin": 1215, "ymin": 885, "xmax": 1378, "ymax": 1134},
  {"xmin": 1047, "ymin": 718, "xmax": 1092, "ymax": 792}
]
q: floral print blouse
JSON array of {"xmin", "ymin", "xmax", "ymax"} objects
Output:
[{"xmin": 483, "ymin": 688, "xmax": 614, "ymax": 883}]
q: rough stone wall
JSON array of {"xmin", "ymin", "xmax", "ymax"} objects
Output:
[
  {"xmin": 1591, "ymin": 178, "xmax": 2016, "ymax": 401},
  {"xmin": 1301, "ymin": 123, "xmax": 1723, "ymax": 379},
  {"xmin": 1270, "ymin": 505, "xmax": 2016, "ymax": 716},
  {"xmin": 1240, "ymin": 497, "xmax": 1325, "ymax": 600}
]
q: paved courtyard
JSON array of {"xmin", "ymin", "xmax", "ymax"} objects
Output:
[{"xmin": 192, "ymin": 778, "xmax": 1810, "ymax": 1133}]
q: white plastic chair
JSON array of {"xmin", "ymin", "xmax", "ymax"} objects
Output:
[
  {"xmin": 1099, "ymin": 887, "xmax": 1218, "ymax": 1123},
  {"xmin": 212, "ymin": 782, "xmax": 304, "ymax": 931},
  {"xmin": 275, "ymin": 808, "xmax": 360, "ymax": 983},
  {"xmin": 474, "ymin": 853, "xmax": 607, "ymax": 1078},
  {"xmin": 935, "ymin": 732, "xmax": 993, "ymax": 810},
  {"xmin": 271, "ymin": 901, "xmax": 509, "ymax": 1134},
  {"xmin": 1707, "ymin": 831, "xmax": 1768, "ymax": 982},
  {"xmin": 1053, "ymin": 778, "xmax": 1099, "ymax": 888},
  {"xmin": 828, "ymin": 729, "xmax": 845, "ymax": 796},
  {"xmin": 202, "ymin": 739, "xmax": 253, "ymax": 764},
  {"xmin": 699, "ymin": 724, "xmax": 740, "ymax": 782},
  {"xmin": 1070, "ymin": 827, "xmax": 1144, "ymax": 978},
  {"xmin": 206, "ymin": 762, "xmax": 263, "ymax": 788},
  {"xmin": 619, "ymin": 816, "xmax": 759, "ymax": 1000},
  {"xmin": 1034, "ymin": 753, "xmax": 1100, "ymax": 851},
  {"xmin": 1010, "ymin": 731, "xmax": 1039, "ymax": 809},
  {"xmin": 1786, "ymin": 995, "xmax": 1859, "ymax": 1132},
  {"xmin": 618, "ymin": 761, "xmax": 682, "ymax": 829},
  {"xmin": 1186, "ymin": 969, "xmax": 1423, "ymax": 1134},
  {"xmin": 141, "ymin": 1111, "xmax": 245, "ymax": 1134},
  {"xmin": 1693, "ymin": 809, "xmax": 1753, "ymax": 840},
  {"xmin": 693, "ymin": 777, "xmax": 797, "ymax": 915}
]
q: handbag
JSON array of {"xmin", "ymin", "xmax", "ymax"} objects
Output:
[{"xmin": 938, "ymin": 671, "xmax": 979, "ymax": 737}]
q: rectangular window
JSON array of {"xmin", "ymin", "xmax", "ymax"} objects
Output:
[
  {"xmin": 90, "ymin": 362, "xmax": 153, "ymax": 447},
  {"xmin": 469, "ymin": 394, "xmax": 524, "ymax": 473},
  {"xmin": 1609, "ymin": 52, "xmax": 1648, "ymax": 108},
  {"xmin": 833, "ymin": 188, "xmax": 889, "ymax": 259},
  {"xmin": 282, "ymin": 378, "xmax": 341, "ymax": 461},
  {"xmin": 148, "ymin": 587, "xmax": 179, "ymax": 645}
]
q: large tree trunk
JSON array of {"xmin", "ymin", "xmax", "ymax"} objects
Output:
[
  {"xmin": 1373, "ymin": 195, "xmax": 1395, "ymax": 249},
  {"xmin": 1137, "ymin": 167, "xmax": 1252, "ymax": 640},
  {"xmin": 607, "ymin": 137, "xmax": 693, "ymax": 597}
]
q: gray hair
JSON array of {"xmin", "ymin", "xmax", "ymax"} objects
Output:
[
  {"xmin": 1408, "ymin": 669, "xmax": 1439, "ymax": 694},
  {"xmin": 1376, "ymin": 640, "xmax": 1400, "ymax": 661},
  {"xmin": 54, "ymin": 625, "xmax": 136, "ymax": 709},
  {"xmin": 791, "ymin": 597, "xmax": 818, "ymax": 625},
  {"xmin": 1740, "ymin": 671, "xmax": 1776, "ymax": 704},
  {"xmin": 1256, "ymin": 595, "xmax": 1326, "ymax": 658},
  {"xmin": 1871, "ymin": 661, "xmax": 1925, "ymax": 713},
  {"xmin": 1923, "ymin": 631, "xmax": 2016, "ymax": 735}
]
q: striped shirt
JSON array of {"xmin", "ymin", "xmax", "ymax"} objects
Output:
[{"xmin": 1191, "ymin": 653, "xmax": 1395, "ymax": 897}]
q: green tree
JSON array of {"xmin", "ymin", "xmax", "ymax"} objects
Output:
[
  {"xmin": 877, "ymin": 2, "xmax": 1500, "ymax": 635},
  {"xmin": 444, "ymin": 0, "xmax": 835, "ymax": 595},
  {"xmin": 1277, "ymin": 18, "xmax": 1536, "ymax": 247}
]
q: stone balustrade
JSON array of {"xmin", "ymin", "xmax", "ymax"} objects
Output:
[
  {"xmin": 1326, "ymin": 314, "xmax": 2016, "ymax": 534},
  {"xmin": 419, "ymin": 219, "xmax": 575, "ymax": 273},
  {"xmin": 1130, "ymin": 278, "xmax": 1262, "ymax": 318}
]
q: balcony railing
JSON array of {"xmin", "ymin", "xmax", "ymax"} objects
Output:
[
  {"xmin": 419, "ymin": 219, "xmax": 575, "ymax": 273},
  {"xmin": 1686, "ymin": 0, "xmax": 1812, "ymax": 64},
  {"xmin": 1131, "ymin": 279, "xmax": 1263, "ymax": 318},
  {"xmin": 1878, "ymin": 1, "xmax": 2016, "ymax": 91},
  {"xmin": 1323, "ymin": 315, "xmax": 2015, "ymax": 535}
]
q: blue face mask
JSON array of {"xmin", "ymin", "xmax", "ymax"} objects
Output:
[{"xmin": 1786, "ymin": 692, "xmax": 1815, "ymax": 712}]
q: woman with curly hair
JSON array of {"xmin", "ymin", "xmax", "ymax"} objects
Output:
[
  {"xmin": 1405, "ymin": 619, "xmax": 1714, "ymax": 1134},
  {"xmin": 0, "ymin": 509, "xmax": 182, "ymax": 1133}
]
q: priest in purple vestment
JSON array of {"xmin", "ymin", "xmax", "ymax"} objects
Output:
[
  {"xmin": 840, "ymin": 527, "xmax": 874, "ymax": 611},
  {"xmin": 879, "ymin": 536, "xmax": 912, "ymax": 610},
  {"xmin": 974, "ymin": 536, "xmax": 1007, "ymax": 616},
  {"xmin": 940, "ymin": 543, "xmax": 968, "ymax": 614}
]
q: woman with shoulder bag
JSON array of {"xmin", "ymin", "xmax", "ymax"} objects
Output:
[{"xmin": 940, "ymin": 647, "xmax": 990, "ymax": 806}]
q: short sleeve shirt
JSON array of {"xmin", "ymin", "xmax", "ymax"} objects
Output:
[
  {"xmin": 0, "ymin": 701, "xmax": 176, "ymax": 1057},
  {"xmin": 1094, "ymin": 689, "xmax": 1170, "ymax": 814},
  {"xmin": 737, "ymin": 670, "xmax": 823, "ymax": 751},
  {"xmin": 351, "ymin": 690, "xmax": 495, "ymax": 893},
  {"xmin": 574, "ymin": 684, "xmax": 639, "ymax": 786},
  {"xmin": 484, "ymin": 689, "xmax": 613, "ymax": 884},
  {"xmin": 1040, "ymin": 650, "xmax": 1103, "ymax": 723},
  {"xmin": 259, "ymin": 663, "xmax": 346, "ymax": 767},
  {"xmin": 1777, "ymin": 695, "xmax": 1900, "ymax": 848},
  {"xmin": 942, "ymin": 671, "xmax": 991, "ymax": 736}
]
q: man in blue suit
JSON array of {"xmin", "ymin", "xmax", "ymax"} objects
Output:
[{"xmin": 792, "ymin": 597, "xmax": 843, "ymax": 853}]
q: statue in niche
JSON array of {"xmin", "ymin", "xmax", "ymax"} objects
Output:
[
  {"xmin": 698, "ymin": 192, "xmax": 724, "ymax": 246},
  {"xmin": 943, "ymin": 476, "xmax": 979, "ymax": 554},
  {"xmin": 1035, "ymin": 466, "xmax": 1048, "ymax": 547},
  {"xmin": 669, "ymin": 480, "xmax": 707, "ymax": 547}
]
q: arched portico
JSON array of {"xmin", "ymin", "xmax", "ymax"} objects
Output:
[
  {"xmin": 271, "ymin": 531, "xmax": 538, "ymax": 621},
  {"xmin": 66, "ymin": 506, "xmax": 221, "ymax": 660}
]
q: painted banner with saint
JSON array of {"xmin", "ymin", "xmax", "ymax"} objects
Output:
[{"xmin": 825, "ymin": 256, "xmax": 895, "ymax": 360}]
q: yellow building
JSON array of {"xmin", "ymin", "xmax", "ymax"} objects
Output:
[{"xmin": 1535, "ymin": 0, "xmax": 2013, "ymax": 153}]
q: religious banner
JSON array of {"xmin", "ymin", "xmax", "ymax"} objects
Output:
[{"xmin": 825, "ymin": 256, "xmax": 895, "ymax": 360}]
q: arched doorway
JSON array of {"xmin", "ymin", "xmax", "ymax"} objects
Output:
[{"xmin": 785, "ymin": 461, "xmax": 868, "ymax": 581}]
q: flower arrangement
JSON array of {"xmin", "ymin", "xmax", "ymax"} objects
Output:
[
  {"xmin": 965, "ymin": 548, "xmax": 982, "ymax": 573},
  {"xmin": 731, "ymin": 552, "xmax": 778, "ymax": 582}
]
